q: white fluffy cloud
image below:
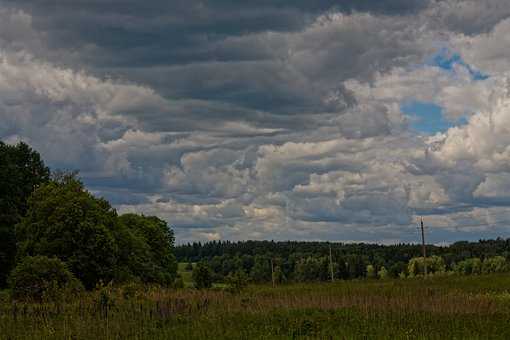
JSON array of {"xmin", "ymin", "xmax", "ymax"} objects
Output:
[{"xmin": 2, "ymin": 2, "xmax": 510, "ymax": 243}]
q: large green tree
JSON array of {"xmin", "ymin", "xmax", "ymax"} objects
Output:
[
  {"xmin": 16, "ymin": 175, "xmax": 119, "ymax": 289},
  {"xmin": 0, "ymin": 141, "xmax": 50, "ymax": 287},
  {"xmin": 118, "ymin": 213, "xmax": 177, "ymax": 284}
]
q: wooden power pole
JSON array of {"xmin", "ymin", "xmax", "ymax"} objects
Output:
[
  {"xmin": 420, "ymin": 217, "xmax": 427, "ymax": 276},
  {"xmin": 329, "ymin": 244, "xmax": 335, "ymax": 282}
]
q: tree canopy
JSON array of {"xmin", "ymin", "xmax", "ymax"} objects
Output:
[
  {"xmin": 0, "ymin": 142, "xmax": 50, "ymax": 287},
  {"xmin": 0, "ymin": 140, "xmax": 177, "ymax": 290},
  {"xmin": 15, "ymin": 175, "xmax": 178, "ymax": 289},
  {"xmin": 16, "ymin": 176, "xmax": 120, "ymax": 289},
  {"xmin": 118, "ymin": 213, "xmax": 177, "ymax": 285}
]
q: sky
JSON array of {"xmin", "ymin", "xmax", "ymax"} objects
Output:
[{"xmin": 1, "ymin": 0, "xmax": 510, "ymax": 244}]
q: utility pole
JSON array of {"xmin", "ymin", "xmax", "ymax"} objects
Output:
[
  {"xmin": 329, "ymin": 243, "xmax": 335, "ymax": 282},
  {"xmin": 420, "ymin": 217, "xmax": 427, "ymax": 276}
]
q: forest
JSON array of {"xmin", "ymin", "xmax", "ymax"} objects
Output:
[{"xmin": 176, "ymin": 238, "xmax": 510, "ymax": 284}]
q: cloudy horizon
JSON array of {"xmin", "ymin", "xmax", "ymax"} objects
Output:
[{"xmin": 2, "ymin": 0, "xmax": 510, "ymax": 244}]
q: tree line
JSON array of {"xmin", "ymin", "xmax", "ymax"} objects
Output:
[
  {"xmin": 176, "ymin": 238, "xmax": 510, "ymax": 283},
  {"xmin": 0, "ymin": 141, "xmax": 177, "ymax": 298}
]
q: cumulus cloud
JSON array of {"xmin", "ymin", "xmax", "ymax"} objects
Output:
[{"xmin": 2, "ymin": 1, "xmax": 510, "ymax": 243}]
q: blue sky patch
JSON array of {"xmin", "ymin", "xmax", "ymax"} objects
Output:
[
  {"xmin": 401, "ymin": 101, "xmax": 467, "ymax": 134},
  {"xmin": 431, "ymin": 48, "xmax": 489, "ymax": 80}
]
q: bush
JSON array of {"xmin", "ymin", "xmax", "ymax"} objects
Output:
[
  {"xmin": 408, "ymin": 256, "xmax": 446, "ymax": 276},
  {"xmin": 225, "ymin": 270, "xmax": 248, "ymax": 293},
  {"xmin": 378, "ymin": 266, "xmax": 389, "ymax": 279},
  {"xmin": 121, "ymin": 282, "xmax": 142, "ymax": 299},
  {"xmin": 272, "ymin": 265, "xmax": 286, "ymax": 284},
  {"xmin": 294, "ymin": 257, "xmax": 329, "ymax": 282},
  {"xmin": 482, "ymin": 256, "xmax": 508, "ymax": 274},
  {"xmin": 192, "ymin": 262, "xmax": 213, "ymax": 289},
  {"xmin": 366, "ymin": 265, "xmax": 376, "ymax": 279},
  {"xmin": 9, "ymin": 256, "xmax": 82, "ymax": 301},
  {"xmin": 454, "ymin": 258, "xmax": 482, "ymax": 275}
]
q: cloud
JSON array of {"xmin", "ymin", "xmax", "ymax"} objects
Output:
[{"xmin": 2, "ymin": 1, "xmax": 510, "ymax": 243}]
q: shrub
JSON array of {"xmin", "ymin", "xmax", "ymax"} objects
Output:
[
  {"xmin": 408, "ymin": 256, "xmax": 446, "ymax": 276},
  {"xmin": 454, "ymin": 258, "xmax": 482, "ymax": 275},
  {"xmin": 366, "ymin": 265, "xmax": 376, "ymax": 279},
  {"xmin": 9, "ymin": 256, "xmax": 82, "ymax": 301},
  {"xmin": 294, "ymin": 257, "xmax": 328, "ymax": 282},
  {"xmin": 482, "ymin": 256, "xmax": 508, "ymax": 274},
  {"xmin": 121, "ymin": 282, "xmax": 142, "ymax": 299},
  {"xmin": 272, "ymin": 265, "xmax": 286, "ymax": 284},
  {"xmin": 192, "ymin": 262, "xmax": 213, "ymax": 289},
  {"xmin": 225, "ymin": 270, "xmax": 248, "ymax": 293},
  {"xmin": 378, "ymin": 266, "xmax": 389, "ymax": 279}
]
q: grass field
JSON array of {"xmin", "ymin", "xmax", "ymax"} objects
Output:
[
  {"xmin": 2, "ymin": 274, "xmax": 510, "ymax": 339},
  {"xmin": 177, "ymin": 262, "xmax": 228, "ymax": 289},
  {"xmin": 178, "ymin": 262, "xmax": 195, "ymax": 288}
]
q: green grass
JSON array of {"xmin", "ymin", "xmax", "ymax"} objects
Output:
[
  {"xmin": 178, "ymin": 262, "xmax": 195, "ymax": 288},
  {"xmin": 2, "ymin": 274, "xmax": 510, "ymax": 339}
]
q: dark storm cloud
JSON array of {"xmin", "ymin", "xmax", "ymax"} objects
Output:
[
  {"xmin": 0, "ymin": 0, "xmax": 430, "ymax": 118},
  {"xmin": 3, "ymin": 0, "xmax": 510, "ymax": 243}
]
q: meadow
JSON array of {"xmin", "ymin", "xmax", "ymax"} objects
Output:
[{"xmin": 2, "ymin": 274, "xmax": 510, "ymax": 339}]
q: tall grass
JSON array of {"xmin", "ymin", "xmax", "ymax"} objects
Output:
[{"xmin": 2, "ymin": 274, "xmax": 510, "ymax": 339}]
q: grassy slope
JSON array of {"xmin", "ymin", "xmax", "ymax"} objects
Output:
[{"xmin": 2, "ymin": 274, "xmax": 510, "ymax": 339}]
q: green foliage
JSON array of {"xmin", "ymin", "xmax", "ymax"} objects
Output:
[
  {"xmin": 454, "ymin": 258, "xmax": 482, "ymax": 275},
  {"xmin": 8, "ymin": 255, "xmax": 82, "ymax": 301},
  {"xmin": 294, "ymin": 257, "xmax": 329, "ymax": 282},
  {"xmin": 225, "ymin": 270, "xmax": 248, "ymax": 293},
  {"xmin": 14, "ymin": 175, "xmax": 179, "ymax": 289},
  {"xmin": 408, "ymin": 256, "xmax": 446, "ymax": 276},
  {"xmin": 249, "ymin": 255, "xmax": 272, "ymax": 283},
  {"xmin": 96, "ymin": 284, "xmax": 115, "ymax": 318},
  {"xmin": 118, "ymin": 214, "xmax": 177, "ymax": 285},
  {"xmin": 482, "ymin": 256, "xmax": 508, "ymax": 274},
  {"xmin": 389, "ymin": 261, "xmax": 407, "ymax": 278},
  {"xmin": 366, "ymin": 265, "xmax": 376, "ymax": 279},
  {"xmin": 192, "ymin": 262, "xmax": 213, "ymax": 289},
  {"xmin": 378, "ymin": 266, "xmax": 389, "ymax": 279},
  {"xmin": 173, "ymin": 276, "xmax": 185, "ymax": 289},
  {"xmin": 0, "ymin": 142, "xmax": 49, "ymax": 287},
  {"xmin": 15, "ymin": 176, "xmax": 119, "ymax": 289},
  {"xmin": 0, "ymin": 141, "xmax": 179, "ymax": 292},
  {"xmin": 331, "ymin": 260, "xmax": 348, "ymax": 280},
  {"xmin": 176, "ymin": 238, "xmax": 510, "ymax": 284},
  {"xmin": 272, "ymin": 265, "xmax": 286, "ymax": 284},
  {"xmin": 185, "ymin": 262, "xmax": 193, "ymax": 271}
]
